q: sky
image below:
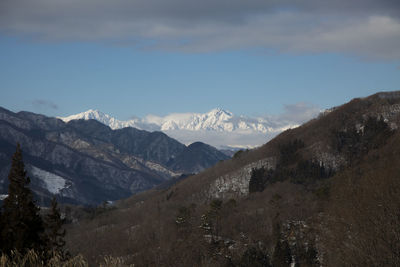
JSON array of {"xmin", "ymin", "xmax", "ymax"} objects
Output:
[{"xmin": 1, "ymin": 0, "xmax": 400, "ymax": 121}]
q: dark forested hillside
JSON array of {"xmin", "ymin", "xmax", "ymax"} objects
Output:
[
  {"xmin": 166, "ymin": 142, "xmax": 229, "ymax": 174},
  {"xmin": 0, "ymin": 108, "xmax": 228, "ymax": 206},
  {"xmin": 65, "ymin": 91, "xmax": 400, "ymax": 266}
]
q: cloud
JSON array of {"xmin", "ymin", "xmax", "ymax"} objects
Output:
[
  {"xmin": 1, "ymin": 0, "xmax": 399, "ymax": 59},
  {"xmin": 31, "ymin": 99, "xmax": 58, "ymax": 110},
  {"xmin": 165, "ymin": 129, "xmax": 275, "ymax": 149}
]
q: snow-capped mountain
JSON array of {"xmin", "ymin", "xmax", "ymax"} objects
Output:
[
  {"xmin": 59, "ymin": 108, "xmax": 301, "ymax": 148},
  {"xmin": 146, "ymin": 108, "xmax": 236, "ymax": 132},
  {"xmin": 60, "ymin": 108, "xmax": 296, "ymax": 133},
  {"xmin": 144, "ymin": 108, "xmax": 293, "ymax": 133},
  {"xmin": 60, "ymin": 109, "xmax": 150, "ymax": 130}
]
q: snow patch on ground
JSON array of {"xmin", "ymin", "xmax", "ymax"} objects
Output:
[
  {"xmin": 208, "ymin": 157, "xmax": 276, "ymax": 199},
  {"xmin": 31, "ymin": 166, "xmax": 68, "ymax": 194},
  {"xmin": 144, "ymin": 161, "xmax": 180, "ymax": 178}
]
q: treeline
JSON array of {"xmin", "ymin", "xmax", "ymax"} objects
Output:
[
  {"xmin": 249, "ymin": 139, "xmax": 334, "ymax": 193},
  {"xmin": 250, "ymin": 116, "xmax": 393, "ymax": 193},
  {"xmin": 332, "ymin": 115, "xmax": 393, "ymax": 163}
]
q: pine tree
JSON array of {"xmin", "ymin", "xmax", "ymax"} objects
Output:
[
  {"xmin": 0, "ymin": 144, "xmax": 46, "ymax": 255},
  {"xmin": 304, "ymin": 240, "xmax": 319, "ymax": 266},
  {"xmin": 239, "ymin": 246, "xmax": 271, "ymax": 267},
  {"xmin": 0, "ymin": 208, "xmax": 3, "ymax": 254},
  {"xmin": 249, "ymin": 167, "xmax": 266, "ymax": 193},
  {"xmin": 272, "ymin": 236, "xmax": 292, "ymax": 267},
  {"xmin": 45, "ymin": 197, "xmax": 66, "ymax": 257}
]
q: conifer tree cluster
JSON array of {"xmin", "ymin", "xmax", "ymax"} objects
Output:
[
  {"xmin": 0, "ymin": 144, "xmax": 67, "ymax": 260},
  {"xmin": 45, "ymin": 197, "xmax": 67, "ymax": 256}
]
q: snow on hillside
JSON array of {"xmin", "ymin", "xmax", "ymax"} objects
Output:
[
  {"xmin": 31, "ymin": 166, "xmax": 69, "ymax": 194},
  {"xmin": 59, "ymin": 108, "xmax": 302, "ymax": 148}
]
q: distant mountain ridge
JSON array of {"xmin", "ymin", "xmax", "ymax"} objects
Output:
[
  {"xmin": 59, "ymin": 108, "xmax": 298, "ymax": 148},
  {"xmin": 0, "ymin": 107, "xmax": 229, "ymax": 205}
]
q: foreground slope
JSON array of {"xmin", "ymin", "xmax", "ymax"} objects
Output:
[{"xmin": 66, "ymin": 91, "xmax": 400, "ymax": 266}]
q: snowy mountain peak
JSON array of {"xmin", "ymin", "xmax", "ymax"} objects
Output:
[
  {"xmin": 60, "ymin": 109, "xmax": 104, "ymax": 122},
  {"xmin": 209, "ymin": 108, "xmax": 233, "ymax": 117},
  {"xmin": 59, "ymin": 109, "xmax": 140, "ymax": 130},
  {"xmin": 206, "ymin": 108, "xmax": 233, "ymax": 122},
  {"xmin": 59, "ymin": 108, "xmax": 302, "ymax": 148}
]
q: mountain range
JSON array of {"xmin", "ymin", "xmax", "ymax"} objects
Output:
[
  {"xmin": 59, "ymin": 108, "xmax": 300, "ymax": 148},
  {"xmin": 0, "ymin": 107, "xmax": 229, "ymax": 205}
]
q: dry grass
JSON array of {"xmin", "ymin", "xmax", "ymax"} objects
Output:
[
  {"xmin": 0, "ymin": 250, "xmax": 137, "ymax": 267},
  {"xmin": 0, "ymin": 250, "xmax": 87, "ymax": 267}
]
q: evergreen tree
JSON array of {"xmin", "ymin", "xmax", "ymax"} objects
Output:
[
  {"xmin": 294, "ymin": 241, "xmax": 319, "ymax": 267},
  {"xmin": 272, "ymin": 236, "xmax": 292, "ymax": 267},
  {"xmin": 249, "ymin": 167, "xmax": 266, "ymax": 193},
  {"xmin": 239, "ymin": 246, "xmax": 271, "ymax": 267},
  {"xmin": 45, "ymin": 197, "xmax": 66, "ymax": 257},
  {"xmin": 304, "ymin": 241, "xmax": 319, "ymax": 267},
  {"xmin": 0, "ymin": 144, "xmax": 46, "ymax": 255},
  {"xmin": 200, "ymin": 199, "xmax": 223, "ymax": 239},
  {"xmin": 0, "ymin": 209, "xmax": 3, "ymax": 254}
]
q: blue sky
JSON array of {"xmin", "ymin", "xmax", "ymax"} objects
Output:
[{"xmin": 1, "ymin": 0, "xmax": 399, "ymax": 120}]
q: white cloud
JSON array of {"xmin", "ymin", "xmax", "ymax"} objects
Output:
[{"xmin": 164, "ymin": 129, "xmax": 276, "ymax": 149}]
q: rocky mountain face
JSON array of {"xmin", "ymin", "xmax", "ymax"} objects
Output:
[
  {"xmin": 0, "ymin": 107, "xmax": 228, "ymax": 206},
  {"xmin": 65, "ymin": 91, "xmax": 400, "ymax": 266}
]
